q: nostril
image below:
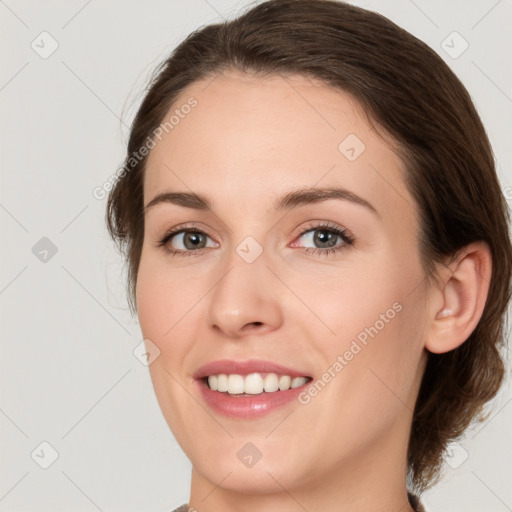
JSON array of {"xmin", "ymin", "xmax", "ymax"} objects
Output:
[
  {"xmin": 241, "ymin": 321, "xmax": 267, "ymax": 334},
  {"xmin": 244, "ymin": 321, "xmax": 263, "ymax": 330}
]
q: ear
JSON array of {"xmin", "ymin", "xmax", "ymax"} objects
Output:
[{"xmin": 424, "ymin": 241, "xmax": 492, "ymax": 354}]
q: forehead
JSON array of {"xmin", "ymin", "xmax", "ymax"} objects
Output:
[{"xmin": 143, "ymin": 70, "xmax": 414, "ymax": 225}]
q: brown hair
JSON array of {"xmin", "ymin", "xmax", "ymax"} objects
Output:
[{"xmin": 106, "ymin": 0, "xmax": 512, "ymax": 494}]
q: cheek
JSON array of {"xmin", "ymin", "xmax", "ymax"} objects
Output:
[
  {"xmin": 135, "ymin": 252, "xmax": 198, "ymax": 431},
  {"xmin": 303, "ymin": 292, "xmax": 425, "ymax": 450},
  {"xmin": 286, "ymin": 259, "xmax": 400, "ymax": 351},
  {"xmin": 135, "ymin": 249, "xmax": 182, "ymax": 347},
  {"xmin": 305, "ymin": 256, "xmax": 425, "ymax": 395},
  {"xmin": 136, "ymin": 247, "xmax": 185, "ymax": 319},
  {"xmin": 136, "ymin": 256, "xmax": 165, "ymax": 335},
  {"xmin": 135, "ymin": 249, "xmax": 209, "ymax": 362}
]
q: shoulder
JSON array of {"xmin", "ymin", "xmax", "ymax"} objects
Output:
[
  {"xmin": 172, "ymin": 498, "xmax": 427, "ymax": 512},
  {"xmin": 170, "ymin": 505, "xmax": 189, "ymax": 512}
]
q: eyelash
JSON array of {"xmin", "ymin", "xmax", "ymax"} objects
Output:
[{"xmin": 156, "ymin": 221, "xmax": 355, "ymax": 258}]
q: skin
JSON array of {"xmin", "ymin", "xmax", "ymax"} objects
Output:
[{"xmin": 136, "ymin": 70, "xmax": 492, "ymax": 512}]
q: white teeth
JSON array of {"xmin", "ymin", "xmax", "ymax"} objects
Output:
[
  {"xmin": 208, "ymin": 375, "xmax": 218, "ymax": 391},
  {"xmin": 227, "ymin": 374, "xmax": 245, "ymax": 394},
  {"xmin": 245, "ymin": 373, "xmax": 264, "ymax": 394},
  {"xmin": 206, "ymin": 372, "xmax": 310, "ymax": 395},
  {"xmin": 291, "ymin": 377, "xmax": 307, "ymax": 388},
  {"xmin": 263, "ymin": 373, "xmax": 279, "ymax": 392},
  {"xmin": 217, "ymin": 374, "xmax": 228, "ymax": 392},
  {"xmin": 278, "ymin": 375, "xmax": 291, "ymax": 390}
]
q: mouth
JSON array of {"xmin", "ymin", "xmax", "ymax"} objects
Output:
[
  {"xmin": 194, "ymin": 363, "xmax": 315, "ymax": 418},
  {"xmin": 200, "ymin": 373, "xmax": 313, "ymax": 396}
]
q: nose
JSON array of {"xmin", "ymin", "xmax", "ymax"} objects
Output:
[{"xmin": 207, "ymin": 252, "xmax": 284, "ymax": 339}]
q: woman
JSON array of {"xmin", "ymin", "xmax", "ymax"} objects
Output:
[{"xmin": 106, "ymin": 1, "xmax": 512, "ymax": 510}]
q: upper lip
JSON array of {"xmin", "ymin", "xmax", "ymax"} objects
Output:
[{"xmin": 193, "ymin": 359, "xmax": 312, "ymax": 380}]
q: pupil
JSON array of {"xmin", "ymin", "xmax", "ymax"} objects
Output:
[
  {"xmin": 315, "ymin": 230, "xmax": 336, "ymax": 248},
  {"xmin": 185, "ymin": 232, "xmax": 204, "ymax": 249}
]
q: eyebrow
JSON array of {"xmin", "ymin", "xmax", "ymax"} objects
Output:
[{"xmin": 144, "ymin": 186, "xmax": 379, "ymax": 218}]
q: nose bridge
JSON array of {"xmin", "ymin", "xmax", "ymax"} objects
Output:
[{"xmin": 207, "ymin": 234, "xmax": 283, "ymax": 336}]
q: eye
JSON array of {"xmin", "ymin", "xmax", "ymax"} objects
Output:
[
  {"xmin": 291, "ymin": 222, "xmax": 354, "ymax": 257},
  {"xmin": 157, "ymin": 225, "xmax": 218, "ymax": 257},
  {"xmin": 157, "ymin": 221, "xmax": 354, "ymax": 258}
]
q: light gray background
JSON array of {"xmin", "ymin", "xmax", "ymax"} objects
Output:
[{"xmin": 1, "ymin": 1, "xmax": 511, "ymax": 511}]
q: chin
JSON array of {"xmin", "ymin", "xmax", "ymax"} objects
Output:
[
  {"xmin": 190, "ymin": 438, "xmax": 316, "ymax": 494},
  {"xmin": 194, "ymin": 457, "xmax": 299, "ymax": 495}
]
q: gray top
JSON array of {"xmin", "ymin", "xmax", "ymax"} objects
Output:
[
  {"xmin": 170, "ymin": 493, "xmax": 426, "ymax": 511},
  {"xmin": 170, "ymin": 506, "xmax": 189, "ymax": 512}
]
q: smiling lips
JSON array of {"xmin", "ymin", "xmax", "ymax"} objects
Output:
[{"xmin": 193, "ymin": 359, "xmax": 314, "ymax": 417}]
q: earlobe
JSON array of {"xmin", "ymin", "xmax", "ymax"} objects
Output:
[{"xmin": 424, "ymin": 241, "xmax": 492, "ymax": 354}]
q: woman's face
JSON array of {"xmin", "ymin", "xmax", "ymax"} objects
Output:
[{"xmin": 137, "ymin": 70, "xmax": 430, "ymax": 497}]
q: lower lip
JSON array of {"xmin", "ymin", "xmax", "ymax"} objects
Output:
[{"xmin": 194, "ymin": 378, "xmax": 311, "ymax": 419}]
